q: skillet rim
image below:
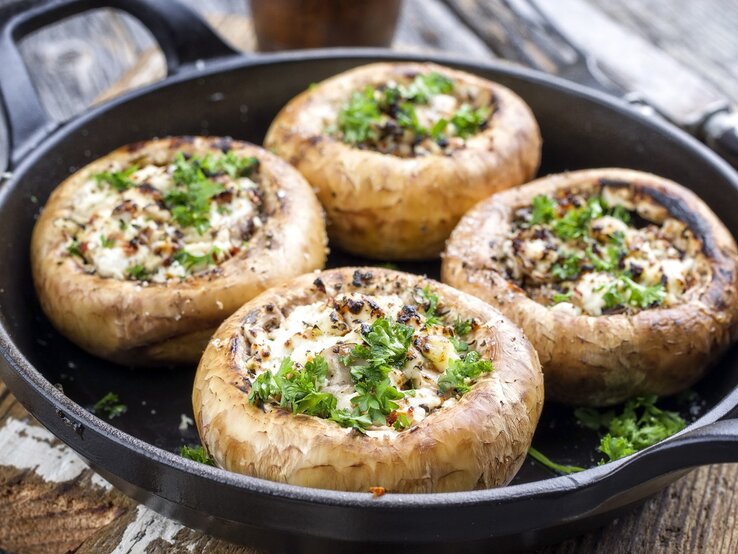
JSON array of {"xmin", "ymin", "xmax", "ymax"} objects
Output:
[{"xmin": 1, "ymin": 48, "xmax": 738, "ymax": 515}]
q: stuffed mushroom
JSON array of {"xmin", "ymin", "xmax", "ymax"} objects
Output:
[
  {"xmin": 264, "ymin": 62, "xmax": 541, "ymax": 260},
  {"xmin": 443, "ymin": 168, "xmax": 738, "ymax": 406},
  {"xmin": 31, "ymin": 136, "xmax": 327, "ymax": 366},
  {"xmin": 193, "ymin": 267, "xmax": 543, "ymax": 492}
]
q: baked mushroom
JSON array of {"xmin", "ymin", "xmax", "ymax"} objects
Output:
[
  {"xmin": 264, "ymin": 62, "xmax": 541, "ymax": 260},
  {"xmin": 193, "ymin": 267, "xmax": 543, "ymax": 492},
  {"xmin": 31, "ymin": 136, "xmax": 327, "ymax": 366},
  {"xmin": 443, "ymin": 168, "xmax": 738, "ymax": 406}
]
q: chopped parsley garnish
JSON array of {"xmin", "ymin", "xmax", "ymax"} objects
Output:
[
  {"xmin": 522, "ymin": 192, "xmax": 668, "ymax": 313},
  {"xmin": 551, "ymin": 252, "xmax": 583, "ymax": 281},
  {"xmin": 248, "ymin": 305, "xmax": 492, "ymax": 431},
  {"xmin": 418, "ymin": 286, "xmax": 441, "ymax": 327},
  {"xmin": 396, "ymin": 102, "xmax": 425, "ymax": 135},
  {"xmin": 451, "ymin": 104, "xmax": 490, "ymax": 138},
  {"xmin": 67, "ymin": 239, "xmax": 84, "ymax": 258},
  {"xmin": 530, "ymin": 396, "xmax": 687, "ymax": 475},
  {"xmin": 126, "ymin": 264, "xmax": 150, "ymax": 281},
  {"xmin": 92, "ymin": 392, "xmax": 127, "ymax": 420},
  {"xmin": 336, "ymin": 86, "xmax": 381, "ymax": 144},
  {"xmin": 333, "ymin": 71, "xmax": 490, "ymax": 148},
  {"xmin": 249, "ymin": 356, "xmax": 336, "ymax": 418},
  {"xmin": 575, "ymin": 395, "xmax": 686, "ymax": 462},
  {"xmin": 527, "ymin": 447, "xmax": 584, "ymax": 475},
  {"xmin": 552, "ymin": 290, "xmax": 573, "ymax": 304},
  {"xmin": 530, "ymin": 194, "xmax": 556, "ymax": 225},
  {"xmin": 437, "ymin": 351, "xmax": 493, "ymax": 395},
  {"xmin": 450, "ymin": 317, "xmax": 473, "ymax": 352},
  {"xmin": 198, "ymin": 151, "xmax": 259, "ymax": 179},
  {"xmin": 165, "ymin": 153, "xmax": 225, "ymax": 233},
  {"xmin": 172, "ymin": 247, "xmax": 220, "ymax": 272},
  {"xmin": 403, "ymin": 71, "xmax": 454, "ymax": 103},
  {"xmin": 100, "ymin": 234, "xmax": 115, "ymax": 248},
  {"xmin": 602, "ymin": 276, "xmax": 665, "ymax": 311},
  {"xmin": 180, "ymin": 445, "xmax": 215, "ymax": 466},
  {"xmin": 94, "ymin": 165, "xmax": 138, "ymax": 192}
]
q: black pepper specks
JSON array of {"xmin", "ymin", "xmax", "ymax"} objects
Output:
[{"xmin": 352, "ymin": 270, "xmax": 374, "ymax": 287}]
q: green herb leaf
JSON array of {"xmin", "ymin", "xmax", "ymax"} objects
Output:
[
  {"xmin": 552, "ymin": 290, "xmax": 573, "ymax": 304},
  {"xmin": 396, "ymin": 102, "xmax": 427, "ymax": 136},
  {"xmin": 552, "ymin": 252, "xmax": 583, "ymax": 281},
  {"xmin": 449, "ymin": 336, "xmax": 470, "ymax": 353},
  {"xmin": 418, "ymin": 286, "xmax": 442, "ymax": 327},
  {"xmin": 530, "ymin": 194, "xmax": 556, "ymax": 225},
  {"xmin": 610, "ymin": 204, "xmax": 631, "ymax": 224},
  {"xmin": 528, "ymin": 447, "xmax": 585, "ymax": 475},
  {"xmin": 404, "ymin": 71, "xmax": 454, "ymax": 103},
  {"xmin": 437, "ymin": 351, "xmax": 493, "ymax": 395},
  {"xmin": 621, "ymin": 276, "xmax": 666, "ymax": 309},
  {"xmin": 172, "ymin": 247, "xmax": 220, "ymax": 272},
  {"xmin": 198, "ymin": 151, "xmax": 259, "ymax": 179},
  {"xmin": 67, "ymin": 239, "xmax": 84, "ymax": 258},
  {"xmin": 355, "ymin": 317, "xmax": 415, "ymax": 369},
  {"xmin": 164, "ymin": 153, "xmax": 225, "ymax": 233},
  {"xmin": 336, "ymin": 86, "xmax": 381, "ymax": 144},
  {"xmin": 94, "ymin": 165, "xmax": 138, "ymax": 192},
  {"xmin": 430, "ymin": 118, "xmax": 449, "ymax": 140},
  {"xmin": 93, "ymin": 392, "xmax": 127, "ymax": 420},
  {"xmin": 125, "ymin": 264, "xmax": 150, "ymax": 281},
  {"xmin": 451, "ymin": 103, "xmax": 490, "ymax": 138},
  {"xmin": 393, "ymin": 412, "xmax": 411, "ymax": 430},
  {"xmin": 576, "ymin": 396, "xmax": 686, "ymax": 463},
  {"xmin": 453, "ymin": 317, "xmax": 473, "ymax": 337},
  {"xmin": 329, "ymin": 408, "xmax": 373, "ymax": 433},
  {"xmin": 100, "ymin": 235, "xmax": 115, "ymax": 248},
  {"xmin": 180, "ymin": 445, "xmax": 215, "ymax": 466}
]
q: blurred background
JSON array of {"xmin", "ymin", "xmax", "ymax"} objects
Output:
[{"xmin": 0, "ymin": 0, "xmax": 734, "ymax": 124}]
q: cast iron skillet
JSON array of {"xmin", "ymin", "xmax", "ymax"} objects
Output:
[{"xmin": 1, "ymin": 1, "xmax": 738, "ymax": 552}]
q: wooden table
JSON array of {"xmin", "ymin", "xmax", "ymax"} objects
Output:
[{"xmin": 1, "ymin": 1, "xmax": 737, "ymax": 552}]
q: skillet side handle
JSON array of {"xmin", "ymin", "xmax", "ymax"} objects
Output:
[
  {"xmin": 0, "ymin": 0, "xmax": 238, "ymax": 170},
  {"xmin": 702, "ymin": 109, "xmax": 738, "ymax": 171}
]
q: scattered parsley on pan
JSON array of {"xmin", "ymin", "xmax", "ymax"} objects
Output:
[
  {"xmin": 529, "ymin": 395, "xmax": 688, "ymax": 474},
  {"xmin": 180, "ymin": 445, "xmax": 215, "ymax": 466},
  {"xmin": 92, "ymin": 392, "xmax": 127, "ymax": 420},
  {"xmin": 444, "ymin": 168, "xmax": 738, "ymax": 406},
  {"xmin": 265, "ymin": 62, "xmax": 541, "ymax": 260},
  {"xmin": 193, "ymin": 267, "xmax": 543, "ymax": 492}
]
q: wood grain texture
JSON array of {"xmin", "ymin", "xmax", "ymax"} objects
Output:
[
  {"xmin": 588, "ymin": 0, "xmax": 738, "ymax": 106},
  {"xmin": 2, "ymin": 378, "xmax": 738, "ymax": 554},
  {"xmin": 1, "ymin": 0, "xmax": 738, "ymax": 553}
]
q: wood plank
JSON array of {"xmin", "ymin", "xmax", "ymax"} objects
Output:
[
  {"xmin": 3, "ymin": 374, "xmax": 738, "ymax": 553},
  {"xmin": 588, "ymin": 0, "xmax": 738, "ymax": 106},
  {"xmin": 2, "ymin": 1, "xmax": 738, "ymax": 552}
]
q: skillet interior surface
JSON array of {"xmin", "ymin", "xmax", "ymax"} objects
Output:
[{"xmin": 2, "ymin": 51, "xmax": 738, "ymax": 549}]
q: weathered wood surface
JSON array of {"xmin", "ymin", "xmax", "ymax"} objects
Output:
[{"xmin": 1, "ymin": 1, "xmax": 738, "ymax": 553}]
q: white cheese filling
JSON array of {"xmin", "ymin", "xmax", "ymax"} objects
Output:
[
  {"xmin": 58, "ymin": 160, "xmax": 263, "ymax": 283},
  {"xmin": 242, "ymin": 292, "xmax": 479, "ymax": 435},
  {"xmin": 495, "ymin": 187, "xmax": 710, "ymax": 316}
]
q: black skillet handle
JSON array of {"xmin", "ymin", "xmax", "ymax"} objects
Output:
[
  {"xmin": 0, "ymin": 0, "xmax": 239, "ymax": 169},
  {"xmin": 701, "ymin": 109, "xmax": 738, "ymax": 171}
]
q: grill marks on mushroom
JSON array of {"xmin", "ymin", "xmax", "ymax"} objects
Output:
[
  {"xmin": 58, "ymin": 153, "xmax": 265, "ymax": 283},
  {"xmin": 494, "ymin": 185, "xmax": 711, "ymax": 316}
]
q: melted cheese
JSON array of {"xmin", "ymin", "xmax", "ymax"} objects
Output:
[
  {"xmin": 494, "ymin": 187, "xmax": 710, "ymax": 316},
  {"xmin": 242, "ymin": 292, "xmax": 479, "ymax": 435},
  {"xmin": 59, "ymin": 162, "xmax": 263, "ymax": 283}
]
